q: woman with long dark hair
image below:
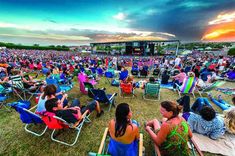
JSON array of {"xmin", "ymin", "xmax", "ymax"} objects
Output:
[{"xmin": 108, "ymin": 103, "xmax": 139, "ymax": 156}]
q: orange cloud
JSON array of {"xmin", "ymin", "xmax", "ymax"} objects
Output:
[{"xmin": 202, "ymin": 12, "xmax": 235, "ymax": 41}]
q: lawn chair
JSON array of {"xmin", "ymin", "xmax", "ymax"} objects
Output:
[
  {"xmin": 143, "ymin": 82, "xmax": 160, "ymax": 101},
  {"xmin": 10, "ymin": 102, "xmax": 48, "ymax": 136},
  {"xmin": 152, "ymin": 68, "xmax": 160, "ymax": 77},
  {"xmin": 119, "ymin": 70, "xmax": 128, "ymax": 81},
  {"xmin": 0, "ymin": 84, "xmax": 12, "ymax": 111},
  {"xmin": 84, "ymin": 82, "xmax": 95, "ymax": 95},
  {"xmin": 119, "ymin": 82, "xmax": 135, "ymax": 98},
  {"xmin": 196, "ymin": 81, "xmax": 225, "ymax": 97},
  {"xmin": 154, "ymin": 138, "xmax": 203, "ymax": 156},
  {"xmin": 89, "ymin": 88, "xmax": 117, "ymax": 111},
  {"xmin": 176, "ymin": 77, "xmax": 198, "ymax": 98},
  {"xmin": 42, "ymin": 67, "xmax": 50, "ymax": 75},
  {"xmin": 10, "ymin": 75, "xmax": 42, "ymax": 101},
  {"xmin": 51, "ymin": 74, "xmax": 64, "ymax": 84},
  {"xmin": 88, "ymin": 127, "xmax": 144, "ymax": 156},
  {"xmin": 139, "ymin": 68, "xmax": 148, "ymax": 78},
  {"xmin": 41, "ymin": 110, "xmax": 91, "ymax": 146},
  {"xmin": 131, "ymin": 65, "xmax": 139, "ymax": 76},
  {"xmin": 97, "ymin": 68, "xmax": 104, "ymax": 77},
  {"xmin": 105, "ymin": 71, "xmax": 115, "ymax": 84},
  {"xmin": 78, "ymin": 72, "xmax": 96, "ymax": 94}
]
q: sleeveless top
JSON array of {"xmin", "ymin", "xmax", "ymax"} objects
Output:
[{"xmin": 160, "ymin": 121, "xmax": 190, "ymax": 156}]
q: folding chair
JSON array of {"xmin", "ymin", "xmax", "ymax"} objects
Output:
[
  {"xmin": 105, "ymin": 71, "xmax": 115, "ymax": 84},
  {"xmin": 176, "ymin": 77, "xmax": 198, "ymax": 98},
  {"xmin": 139, "ymin": 69, "xmax": 148, "ymax": 78},
  {"xmin": 0, "ymin": 84, "xmax": 12, "ymax": 111},
  {"xmin": 143, "ymin": 83, "xmax": 160, "ymax": 101},
  {"xmin": 152, "ymin": 69, "xmax": 160, "ymax": 77},
  {"xmin": 196, "ymin": 81, "xmax": 225, "ymax": 97},
  {"xmin": 51, "ymin": 74, "xmax": 64, "ymax": 84},
  {"xmin": 10, "ymin": 102, "xmax": 48, "ymax": 136},
  {"xmin": 46, "ymin": 77, "xmax": 72, "ymax": 92},
  {"xmin": 119, "ymin": 70, "xmax": 128, "ymax": 81},
  {"xmin": 131, "ymin": 65, "xmax": 139, "ymax": 76},
  {"xmin": 97, "ymin": 68, "xmax": 104, "ymax": 77},
  {"xmin": 41, "ymin": 110, "xmax": 91, "ymax": 146},
  {"xmin": 119, "ymin": 82, "xmax": 135, "ymax": 98},
  {"xmin": 90, "ymin": 67, "xmax": 97, "ymax": 74},
  {"xmin": 78, "ymin": 72, "xmax": 96, "ymax": 94},
  {"xmin": 154, "ymin": 138, "xmax": 203, "ymax": 156},
  {"xmin": 89, "ymin": 88, "xmax": 117, "ymax": 111},
  {"xmin": 10, "ymin": 75, "xmax": 42, "ymax": 101},
  {"xmin": 88, "ymin": 127, "xmax": 144, "ymax": 156},
  {"xmin": 84, "ymin": 82, "xmax": 95, "ymax": 95},
  {"xmin": 42, "ymin": 67, "xmax": 50, "ymax": 75}
]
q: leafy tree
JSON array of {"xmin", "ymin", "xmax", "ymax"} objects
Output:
[{"xmin": 228, "ymin": 48, "xmax": 235, "ymax": 56}]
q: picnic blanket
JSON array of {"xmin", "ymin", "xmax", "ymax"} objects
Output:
[
  {"xmin": 216, "ymin": 88, "xmax": 235, "ymax": 95},
  {"xmin": 160, "ymin": 83, "xmax": 173, "ymax": 89},
  {"xmin": 192, "ymin": 133, "xmax": 235, "ymax": 156}
]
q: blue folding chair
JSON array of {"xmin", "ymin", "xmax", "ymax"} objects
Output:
[
  {"xmin": 0, "ymin": 84, "xmax": 12, "ymax": 111},
  {"xmin": 42, "ymin": 67, "xmax": 50, "ymax": 75},
  {"xmin": 10, "ymin": 101, "xmax": 47, "ymax": 136},
  {"xmin": 97, "ymin": 68, "xmax": 104, "ymax": 77},
  {"xmin": 131, "ymin": 65, "xmax": 139, "ymax": 76},
  {"xmin": 89, "ymin": 88, "xmax": 117, "ymax": 111},
  {"xmin": 119, "ymin": 70, "xmax": 128, "ymax": 81},
  {"xmin": 46, "ymin": 77, "xmax": 72, "ymax": 92},
  {"xmin": 105, "ymin": 71, "xmax": 115, "ymax": 84}
]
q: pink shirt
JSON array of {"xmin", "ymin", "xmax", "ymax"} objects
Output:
[{"xmin": 173, "ymin": 72, "xmax": 186, "ymax": 83}]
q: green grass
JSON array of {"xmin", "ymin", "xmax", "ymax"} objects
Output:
[{"xmin": 0, "ymin": 73, "xmax": 233, "ymax": 156}]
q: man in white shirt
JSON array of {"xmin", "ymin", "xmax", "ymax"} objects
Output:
[{"xmin": 174, "ymin": 56, "xmax": 181, "ymax": 66}]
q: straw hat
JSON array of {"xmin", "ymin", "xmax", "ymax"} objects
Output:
[{"xmin": 188, "ymin": 72, "xmax": 195, "ymax": 77}]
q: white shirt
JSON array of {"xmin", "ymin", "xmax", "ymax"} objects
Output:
[{"xmin": 175, "ymin": 57, "xmax": 181, "ymax": 66}]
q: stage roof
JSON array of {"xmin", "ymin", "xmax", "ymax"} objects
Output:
[{"xmin": 90, "ymin": 40, "xmax": 180, "ymax": 45}]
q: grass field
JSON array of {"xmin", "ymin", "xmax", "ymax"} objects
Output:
[{"xmin": 0, "ymin": 72, "xmax": 233, "ymax": 156}]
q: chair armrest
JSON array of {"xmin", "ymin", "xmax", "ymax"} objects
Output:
[
  {"xmin": 72, "ymin": 110, "xmax": 89, "ymax": 128},
  {"xmin": 139, "ymin": 133, "xmax": 143, "ymax": 156},
  {"xmin": 29, "ymin": 105, "xmax": 38, "ymax": 111},
  {"xmin": 98, "ymin": 127, "xmax": 109, "ymax": 154},
  {"xmin": 190, "ymin": 138, "xmax": 204, "ymax": 156},
  {"xmin": 108, "ymin": 93, "xmax": 117, "ymax": 101},
  {"xmin": 154, "ymin": 143, "xmax": 161, "ymax": 156},
  {"xmin": 175, "ymin": 83, "xmax": 180, "ymax": 88}
]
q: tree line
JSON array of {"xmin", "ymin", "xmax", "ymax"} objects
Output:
[{"xmin": 0, "ymin": 42, "xmax": 70, "ymax": 51}]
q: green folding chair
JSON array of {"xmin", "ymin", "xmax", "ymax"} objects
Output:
[{"xmin": 143, "ymin": 83, "xmax": 160, "ymax": 101}]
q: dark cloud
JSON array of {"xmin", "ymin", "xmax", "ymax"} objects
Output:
[{"xmin": 127, "ymin": 0, "xmax": 235, "ymax": 41}]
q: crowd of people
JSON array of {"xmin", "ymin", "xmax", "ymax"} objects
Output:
[{"xmin": 1, "ymin": 48, "xmax": 235, "ymax": 156}]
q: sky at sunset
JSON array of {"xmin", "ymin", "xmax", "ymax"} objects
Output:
[{"xmin": 0, "ymin": 0, "xmax": 234, "ymax": 45}]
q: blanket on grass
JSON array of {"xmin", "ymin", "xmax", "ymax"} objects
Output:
[{"xmin": 192, "ymin": 132, "xmax": 235, "ymax": 156}]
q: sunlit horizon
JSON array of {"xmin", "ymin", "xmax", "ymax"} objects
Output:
[{"xmin": 0, "ymin": 0, "xmax": 235, "ymax": 46}]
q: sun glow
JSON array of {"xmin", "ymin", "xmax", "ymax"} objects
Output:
[{"xmin": 202, "ymin": 11, "xmax": 235, "ymax": 41}]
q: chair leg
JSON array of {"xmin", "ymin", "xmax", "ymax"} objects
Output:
[
  {"xmin": 51, "ymin": 122, "xmax": 84, "ymax": 146},
  {"xmin": 24, "ymin": 124, "xmax": 48, "ymax": 137},
  {"xmin": 192, "ymin": 92, "xmax": 195, "ymax": 98},
  {"xmin": 0, "ymin": 101, "xmax": 12, "ymax": 112}
]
